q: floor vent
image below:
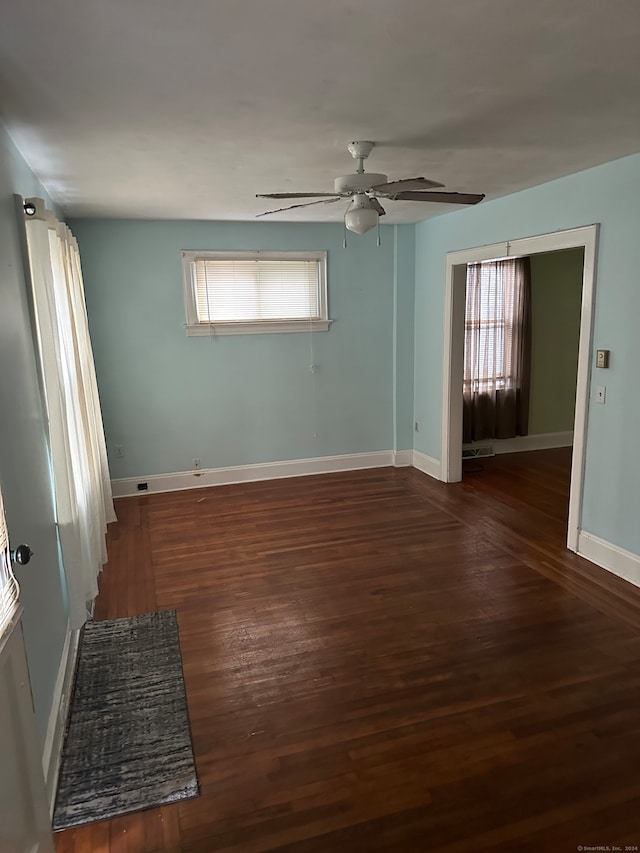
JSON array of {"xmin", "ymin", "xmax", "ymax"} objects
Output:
[{"xmin": 462, "ymin": 445, "xmax": 495, "ymax": 459}]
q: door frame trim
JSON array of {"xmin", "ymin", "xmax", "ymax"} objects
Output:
[{"xmin": 440, "ymin": 224, "xmax": 599, "ymax": 552}]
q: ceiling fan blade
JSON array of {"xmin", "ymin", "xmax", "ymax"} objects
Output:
[
  {"xmin": 371, "ymin": 177, "xmax": 445, "ymax": 194},
  {"xmin": 256, "ymin": 197, "xmax": 341, "ymax": 217},
  {"xmin": 392, "ymin": 191, "xmax": 485, "ymax": 205},
  {"xmin": 369, "ymin": 197, "xmax": 386, "ymax": 216},
  {"xmin": 256, "ymin": 192, "xmax": 338, "ymax": 199}
]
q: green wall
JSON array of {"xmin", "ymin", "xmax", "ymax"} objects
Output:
[{"xmin": 528, "ymin": 248, "xmax": 584, "ymax": 434}]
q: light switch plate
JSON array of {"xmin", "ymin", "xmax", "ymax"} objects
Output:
[{"xmin": 595, "ymin": 386, "xmax": 606, "ymax": 404}]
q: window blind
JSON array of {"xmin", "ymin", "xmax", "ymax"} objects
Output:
[
  {"xmin": 464, "ymin": 259, "xmax": 518, "ymax": 390},
  {"xmin": 192, "ymin": 258, "xmax": 321, "ymax": 323},
  {"xmin": 0, "ymin": 485, "xmax": 20, "ymax": 635}
]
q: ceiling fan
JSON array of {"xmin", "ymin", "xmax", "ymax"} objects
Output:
[{"xmin": 256, "ymin": 141, "xmax": 485, "ymax": 235}]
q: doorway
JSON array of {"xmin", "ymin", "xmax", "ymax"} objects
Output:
[{"xmin": 440, "ymin": 226, "xmax": 598, "ymax": 552}]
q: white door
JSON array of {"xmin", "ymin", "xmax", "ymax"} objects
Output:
[{"xmin": 0, "ymin": 489, "xmax": 54, "ymax": 853}]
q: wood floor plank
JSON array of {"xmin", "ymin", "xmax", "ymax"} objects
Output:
[{"xmin": 55, "ymin": 449, "xmax": 640, "ymax": 852}]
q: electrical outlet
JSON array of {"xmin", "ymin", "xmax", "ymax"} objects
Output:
[{"xmin": 192, "ymin": 458, "xmax": 201, "ymax": 470}]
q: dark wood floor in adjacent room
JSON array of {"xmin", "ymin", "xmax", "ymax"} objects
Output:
[{"xmin": 55, "ymin": 449, "xmax": 640, "ymax": 853}]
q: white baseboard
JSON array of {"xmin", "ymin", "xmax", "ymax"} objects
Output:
[
  {"xmin": 112, "ymin": 451, "xmax": 397, "ymax": 498},
  {"xmin": 111, "ymin": 438, "xmax": 573, "ymax": 498},
  {"xmin": 43, "ymin": 624, "xmax": 79, "ymax": 813},
  {"xmin": 578, "ymin": 531, "xmax": 640, "ymax": 589},
  {"xmin": 412, "ymin": 450, "xmax": 442, "ymax": 480},
  {"xmin": 491, "ymin": 431, "xmax": 574, "ymax": 455},
  {"xmin": 393, "ymin": 450, "xmax": 414, "ymax": 467}
]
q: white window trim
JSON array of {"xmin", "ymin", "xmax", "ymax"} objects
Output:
[{"xmin": 182, "ymin": 249, "xmax": 331, "ymax": 336}]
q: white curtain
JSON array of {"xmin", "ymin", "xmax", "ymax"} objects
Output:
[{"xmin": 23, "ymin": 198, "xmax": 116, "ymax": 629}]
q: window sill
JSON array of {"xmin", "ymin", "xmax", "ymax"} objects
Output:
[{"xmin": 185, "ymin": 319, "xmax": 333, "ymax": 337}]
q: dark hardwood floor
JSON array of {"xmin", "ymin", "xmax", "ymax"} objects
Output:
[{"xmin": 55, "ymin": 449, "xmax": 640, "ymax": 852}]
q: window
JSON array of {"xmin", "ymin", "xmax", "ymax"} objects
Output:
[
  {"xmin": 182, "ymin": 250, "xmax": 330, "ymax": 336},
  {"xmin": 0, "ymin": 485, "xmax": 20, "ymax": 635},
  {"xmin": 464, "ymin": 258, "xmax": 524, "ymax": 393},
  {"xmin": 462, "ymin": 257, "xmax": 532, "ymax": 442}
]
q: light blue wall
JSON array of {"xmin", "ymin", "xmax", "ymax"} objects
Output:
[
  {"xmin": 70, "ymin": 151, "xmax": 640, "ymax": 560},
  {"xmin": 393, "ymin": 226, "xmax": 415, "ymax": 452},
  {"xmin": 414, "ymin": 152, "xmax": 640, "ymax": 555},
  {"xmin": 70, "ymin": 219, "xmax": 412, "ymax": 478},
  {"xmin": 0, "ymin": 122, "xmax": 69, "ymax": 747}
]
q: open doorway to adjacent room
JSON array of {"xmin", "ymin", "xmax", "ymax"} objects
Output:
[{"xmin": 440, "ymin": 226, "xmax": 598, "ymax": 552}]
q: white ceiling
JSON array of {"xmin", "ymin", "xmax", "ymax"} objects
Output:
[{"xmin": 1, "ymin": 0, "xmax": 640, "ymax": 224}]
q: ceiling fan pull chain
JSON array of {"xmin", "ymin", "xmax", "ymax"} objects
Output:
[{"xmin": 377, "ymin": 217, "xmax": 381, "ymax": 247}]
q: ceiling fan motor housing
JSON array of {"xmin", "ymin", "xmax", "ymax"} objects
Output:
[
  {"xmin": 347, "ymin": 141, "xmax": 375, "ymax": 160},
  {"xmin": 334, "ymin": 172, "xmax": 387, "ymax": 194}
]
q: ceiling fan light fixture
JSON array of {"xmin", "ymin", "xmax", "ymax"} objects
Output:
[{"xmin": 344, "ymin": 194, "xmax": 378, "ymax": 235}]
